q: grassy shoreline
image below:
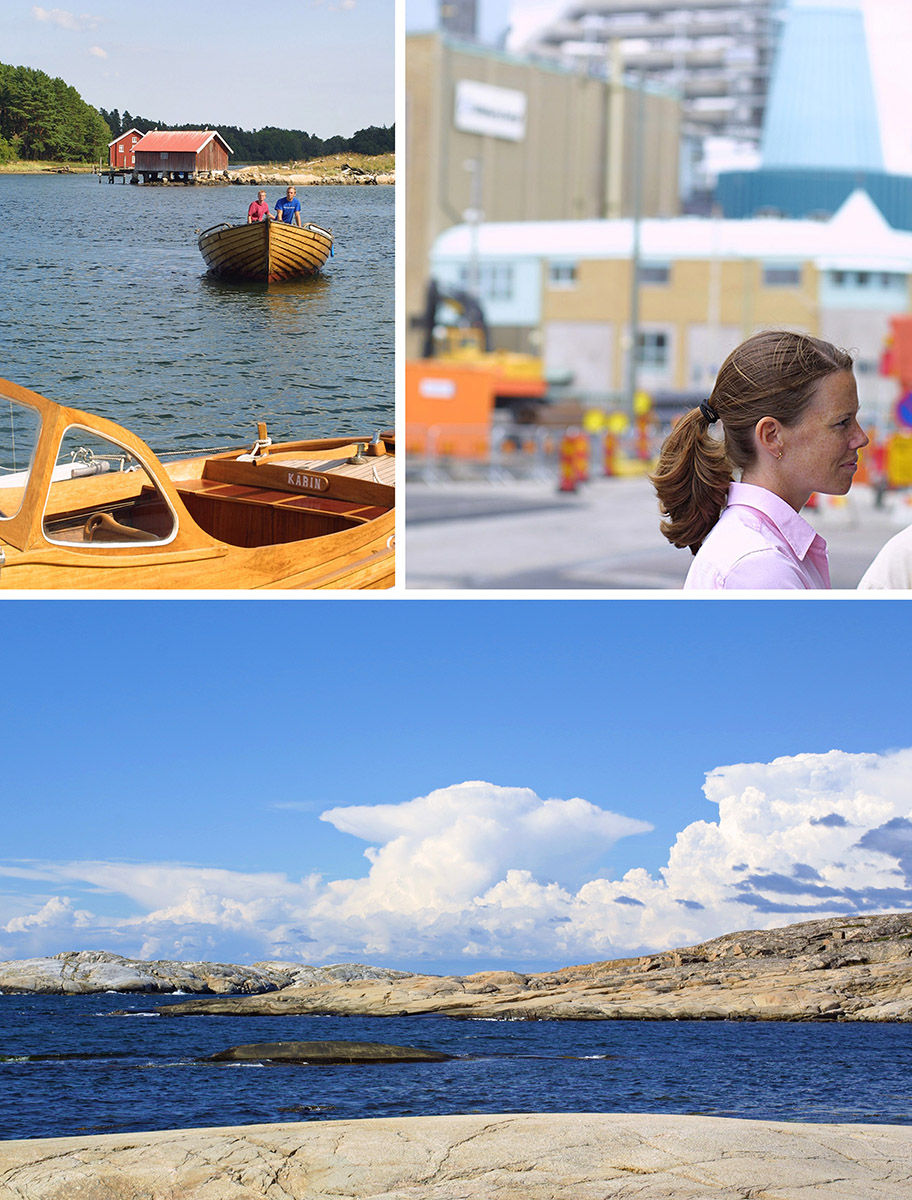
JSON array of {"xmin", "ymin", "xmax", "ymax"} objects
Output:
[{"xmin": 0, "ymin": 152, "xmax": 394, "ymax": 178}]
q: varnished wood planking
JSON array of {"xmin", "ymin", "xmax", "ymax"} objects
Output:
[
  {"xmin": 0, "ymin": 377, "xmax": 394, "ymax": 590},
  {"xmin": 198, "ymin": 221, "xmax": 333, "ymax": 281}
]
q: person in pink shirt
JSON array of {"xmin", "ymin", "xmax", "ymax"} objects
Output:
[
  {"xmin": 247, "ymin": 190, "xmax": 270, "ymax": 223},
  {"xmin": 651, "ymin": 330, "xmax": 868, "ymax": 589}
]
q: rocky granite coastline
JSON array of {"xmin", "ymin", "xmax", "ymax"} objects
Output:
[
  {"xmin": 0, "ymin": 951, "xmax": 410, "ymax": 995},
  {"xmin": 3, "ymin": 913, "xmax": 912, "ymax": 1022},
  {"xmin": 1, "ymin": 1112, "xmax": 910, "ymax": 1199}
]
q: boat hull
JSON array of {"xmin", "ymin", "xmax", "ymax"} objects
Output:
[{"xmin": 198, "ymin": 220, "xmax": 333, "ymax": 282}]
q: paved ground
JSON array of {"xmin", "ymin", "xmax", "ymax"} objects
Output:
[{"xmin": 405, "ymin": 474, "xmax": 911, "ymax": 591}]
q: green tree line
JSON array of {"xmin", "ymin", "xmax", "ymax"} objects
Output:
[
  {"xmin": 0, "ymin": 63, "xmax": 110, "ymax": 162},
  {"xmin": 99, "ymin": 108, "xmax": 394, "ymax": 162},
  {"xmin": 0, "ymin": 61, "xmax": 393, "ymax": 165}
]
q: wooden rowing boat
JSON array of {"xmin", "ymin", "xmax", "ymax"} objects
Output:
[
  {"xmin": 197, "ymin": 219, "xmax": 333, "ymax": 282},
  {"xmin": 0, "ymin": 377, "xmax": 394, "ymax": 590}
]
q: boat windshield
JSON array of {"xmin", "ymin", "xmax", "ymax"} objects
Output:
[
  {"xmin": 41, "ymin": 425, "xmax": 178, "ymax": 546},
  {"xmin": 0, "ymin": 393, "xmax": 42, "ymax": 520}
]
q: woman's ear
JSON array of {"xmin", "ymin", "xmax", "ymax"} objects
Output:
[{"xmin": 754, "ymin": 416, "xmax": 784, "ymax": 460}]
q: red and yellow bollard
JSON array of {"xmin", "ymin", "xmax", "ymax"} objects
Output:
[
  {"xmin": 557, "ymin": 432, "xmax": 579, "ymax": 492},
  {"xmin": 575, "ymin": 432, "xmax": 590, "ymax": 484}
]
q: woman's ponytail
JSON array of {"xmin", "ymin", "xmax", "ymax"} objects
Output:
[{"xmin": 650, "ymin": 406, "xmax": 732, "ymax": 554}]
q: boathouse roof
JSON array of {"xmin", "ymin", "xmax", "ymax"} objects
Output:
[
  {"xmin": 132, "ymin": 130, "xmax": 233, "ymax": 155},
  {"xmin": 107, "ymin": 127, "xmax": 144, "ymax": 148}
]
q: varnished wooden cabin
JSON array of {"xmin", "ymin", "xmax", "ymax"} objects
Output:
[{"xmin": 132, "ymin": 130, "xmax": 232, "ymax": 183}]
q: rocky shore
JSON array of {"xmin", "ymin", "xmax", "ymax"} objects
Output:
[
  {"xmin": 4, "ymin": 913, "xmax": 912, "ymax": 1022},
  {"xmin": 0, "ymin": 156, "xmax": 394, "ymax": 185},
  {"xmin": 0, "ymin": 951, "xmax": 410, "ymax": 995},
  {"xmin": 1, "ymin": 1112, "xmax": 910, "ymax": 1199},
  {"xmin": 228, "ymin": 162, "xmax": 394, "ymax": 186}
]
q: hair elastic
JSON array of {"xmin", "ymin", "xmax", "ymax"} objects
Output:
[{"xmin": 699, "ymin": 399, "xmax": 719, "ymax": 424}]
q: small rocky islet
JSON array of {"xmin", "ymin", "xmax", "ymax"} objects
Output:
[{"xmin": 2, "ymin": 911, "xmax": 912, "ymax": 1022}]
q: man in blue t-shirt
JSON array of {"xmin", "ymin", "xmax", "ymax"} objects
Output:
[{"xmin": 274, "ymin": 185, "xmax": 302, "ymax": 226}]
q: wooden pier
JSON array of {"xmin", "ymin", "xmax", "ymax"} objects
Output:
[{"xmin": 98, "ymin": 167, "xmax": 135, "ymax": 184}]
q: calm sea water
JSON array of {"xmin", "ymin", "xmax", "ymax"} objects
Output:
[
  {"xmin": 0, "ymin": 174, "xmax": 393, "ymax": 453},
  {"xmin": 1, "ymin": 995, "xmax": 911, "ymax": 1139}
]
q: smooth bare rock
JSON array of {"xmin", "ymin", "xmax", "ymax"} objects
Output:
[
  {"xmin": 206, "ymin": 1040, "xmax": 452, "ymax": 1063},
  {"xmin": 0, "ymin": 952, "xmax": 412, "ymax": 996},
  {"xmin": 158, "ymin": 913, "xmax": 912, "ymax": 1022},
  {"xmin": 1, "ymin": 1112, "xmax": 911, "ymax": 1199}
]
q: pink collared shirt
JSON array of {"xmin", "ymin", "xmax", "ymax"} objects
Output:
[{"xmin": 683, "ymin": 482, "xmax": 830, "ymax": 590}]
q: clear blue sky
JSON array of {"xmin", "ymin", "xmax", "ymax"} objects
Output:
[
  {"xmin": 2, "ymin": 597, "xmax": 910, "ymax": 974},
  {"xmin": 2, "ymin": 1, "xmax": 393, "ymax": 138}
]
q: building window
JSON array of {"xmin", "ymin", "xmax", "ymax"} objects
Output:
[
  {"xmin": 638, "ymin": 263, "xmax": 670, "ymax": 285},
  {"xmin": 549, "ymin": 261, "xmax": 577, "ymax": 287},
  {"xmin": 458, "ymin": 262, "xmax": 514, "ymax": 303},
  {"xmin": 763, "ymin": 264, "xmax": 802, "ymax": 286},
  {"xmin": 636, "ymin": 330, "xmax": 669, "ymax": 368},
  {"xmin": 829, "ymin": 269, "xmax": 907, "ymax": 291}
]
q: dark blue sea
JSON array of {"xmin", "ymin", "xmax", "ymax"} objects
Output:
[
  {"xmin": 2, "ymin": 995, "xmax": 912, "ymax": 1140},
  {"xmin": 0, "ymin": 173, "xmax": 393, "ymax": 452}
]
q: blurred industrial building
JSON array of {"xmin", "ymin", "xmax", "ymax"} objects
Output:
[
  {"xmin": 406, "ymin": 0, "xmax": 912, "ymax": 482},
  {"xmin": 518, "ymin": 0, "xmax": 782, "ymax": 209}
]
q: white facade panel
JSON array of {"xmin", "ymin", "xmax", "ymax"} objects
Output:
[{"xmin": 545, "ymin": 321, "xmax": 615, "ymax": 393}]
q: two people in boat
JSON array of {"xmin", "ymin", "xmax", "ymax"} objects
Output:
[
  {"xmin": 246, "ymin": 186, "xmax": 303, "ymax": 227},
  {"xmin": 652, "ymin": 328, "xmax": 887, "ymax": 590}
]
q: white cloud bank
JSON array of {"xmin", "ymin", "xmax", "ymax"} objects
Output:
[{"xmin": 3, "ymin": 753, "xmax": 912, "ymax": 970}]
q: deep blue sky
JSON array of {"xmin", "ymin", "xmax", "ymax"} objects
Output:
[
  {"xmin": 2, "ymin": 596, "xmax": 907, "ymax": 884},
  {"xmin": 2, "ymin": 596, "xmax": 910, "ymax": 971}
]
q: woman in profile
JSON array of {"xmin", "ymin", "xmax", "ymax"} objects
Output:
[{"xmin": 651, "ymin": 329, "xmax": 868, "ymax": 589}]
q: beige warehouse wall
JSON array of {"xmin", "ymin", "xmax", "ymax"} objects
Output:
[{"xmin": 406, "ymin": 33, "xmax": 681, "ymax": 358}]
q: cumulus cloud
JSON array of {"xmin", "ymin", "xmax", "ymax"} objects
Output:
[
  {"xmin": 32, "ymin": 6, "xmax": 101, "ymax": 31},
  {"xmin": 3, "ymin": 753, "xmax": 912, "ymax": 969},
  {"xmin": 89, "ymin": 45, "xmax": 106, "ymax": 58},
  {"xmin": 5, "ymin": 895, "xmax": 92, "ymax": 933}
]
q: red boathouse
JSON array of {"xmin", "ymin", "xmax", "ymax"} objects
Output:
[
  {"xmin": 131, "ymin": 130, "xmax": 233, "ymax": 184},
  {"xmin": 108, "ymin": 127, "xmax": 144, "ymax": 169}
]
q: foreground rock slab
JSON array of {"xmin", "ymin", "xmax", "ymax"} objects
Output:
[{"xmin": 1, "ymin": 1112, "xmax": 910, "ymax": 1199}]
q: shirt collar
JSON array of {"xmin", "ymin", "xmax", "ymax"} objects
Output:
[{"xmin": 726, "ymin": 481, "xmax": 826, "ymax": 561}]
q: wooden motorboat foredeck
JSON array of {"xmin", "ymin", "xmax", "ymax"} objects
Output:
[{"xmin": 0, "ymin": 377, "xmax": 395, "ymax": 589}]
